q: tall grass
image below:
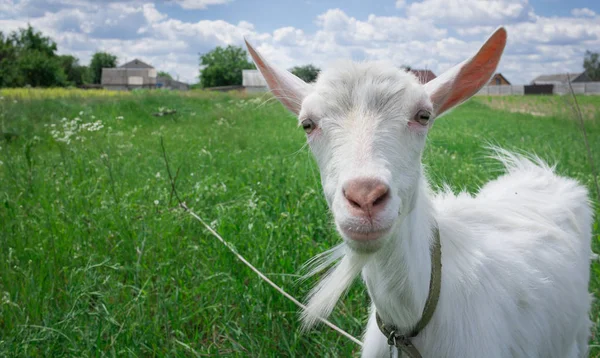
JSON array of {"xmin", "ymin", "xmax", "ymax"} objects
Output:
[
  {"xmin": 0, "ymin": 88, "xmax": 133, "ymax": 100},
  {"xmin": 0, "ymin": 92, "xmax": 598, "ymax": 356}
]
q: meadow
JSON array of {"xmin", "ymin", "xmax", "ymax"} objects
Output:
[{"xmin": 0, "ymin": 89, "xmax": 599, "ymax": 357}]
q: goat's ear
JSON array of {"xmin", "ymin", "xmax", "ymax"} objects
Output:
[
  {"xmin": 424, "ymin": 27, "xmax": 507, "ymax": 117},
  {"xmin": 245, "ymin": 39, "xmax": 311, "ymax": 115}
]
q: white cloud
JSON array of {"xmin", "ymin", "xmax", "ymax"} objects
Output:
[
  {"xmin": 395, "ymin": 0, "xmax": 405, "ymax": 9},
  {"xmin": 173, "ymin": 0, "xmax": 231, "ymax": 10},
  {"xmin": 407, "ymin": 0, "xmax": 534, "ymax": 26},
  {"xmin": 456, "ymin": 26, "xmax": 494, "ymax": 36},
  {"xmin": 143, "ymin": 3, "xmax": 167, "ymax": 23},
  {"xmin": 0, "ymin": 0, "xmax": 598, "ymax": 85},
  {"xmin": 315, "ymin": 8, "xmax": 447, "ymax": 45},
  {"xmin": 273, "ymin": 27, "xmax": 306, "ymax": 46},
  {"xmin": 571, "ymin": 8, "xmax": 596, "ymax": 18},
  {"xmin": 506, "ymin": 16, "xmax": 600, "ymax": 46}
]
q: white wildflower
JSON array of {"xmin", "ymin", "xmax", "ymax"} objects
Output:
[
  {"xmin": 79, "ymin": 111, "xmax": 84, "ymax": 116},
  {"xmin": 154, "ymin": 200, "xmax": 159, "ymax": 205},
  {"xmin": 116, "ymin": 116, "xmax": 124, "ymax": 120},
  {"xmin": 2, "ymin": 291, "xmax": 12, "ymax": 305},
  {"xmin": 155, "ymin": 172, "xmax": 161, "ymax": 178}
]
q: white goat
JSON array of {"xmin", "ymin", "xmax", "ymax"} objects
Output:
[{"xmin": 246, "ymin": 27, "xmax": 593, "ymax": 357}]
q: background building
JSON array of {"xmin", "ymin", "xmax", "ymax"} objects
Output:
[{"xmin": 489, "ymin": 73, "xmax": 511, "ymax": 86}]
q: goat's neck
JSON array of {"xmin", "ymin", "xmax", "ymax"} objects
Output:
[{"xmin": 362, "ymin": 174, "xmax": 436, "ymax": 331}]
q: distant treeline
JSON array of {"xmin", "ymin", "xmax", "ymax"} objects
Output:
[{"xmin": 0, "ymin": 25, "xmax": 118, "ymax": 88}]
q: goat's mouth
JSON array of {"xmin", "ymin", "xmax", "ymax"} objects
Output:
[{"xmin": 339, "ymin": 224, "xmax": 392, "ymax": 242}]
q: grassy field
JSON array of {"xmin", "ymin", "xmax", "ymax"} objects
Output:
[{"xmin": 0, "ymin": 89, "xmax": 599, "ymax": 357}]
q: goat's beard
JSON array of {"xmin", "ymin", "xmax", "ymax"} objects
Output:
[{"xmin": 300, "ymin": 243, "xmax": 370, "ymax": 330}]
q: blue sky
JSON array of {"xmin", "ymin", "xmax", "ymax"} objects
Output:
[{"xmin": 1, "ymin": 0, "xmax": 599, "ymax": 84}]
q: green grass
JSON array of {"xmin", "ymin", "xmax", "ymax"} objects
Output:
[
  {"xmin": 0, "ymin": 91, "xmax": 599, "ymax": 357},
  {"xmin": 473, "ymin": 94, "xmax": 600, "ymax": 120}
]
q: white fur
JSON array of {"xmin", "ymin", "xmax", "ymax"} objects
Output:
[
  {"xmin": 360, "ymin": 150, "xmax": 593, "ymax": 358},
  {"xmin": 246, "ymin": 27, "xmax": 593, "ymax": 358}
]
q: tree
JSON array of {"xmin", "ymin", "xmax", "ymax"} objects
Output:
[
  {"xmin": 11, "ymin": 25, "xmax": 57, "ymax": 57},
  {"xmin": 90, "ymin": 52, "xmax": 117, "ymax": 84},
  {"xmin": 289, "ymin": 64, "xmax": 320, "ymax": 83},
  {"xmin": 9, "ymin": 25, "xmax": 66, "ymax": 87},
  {"xmin": 199, "ymin": 45, "xmax": 255, "ymax": 88},
  {"xmin": 584, "ymin": 50, "xmax": 600, "ymax": 81},
  {"xmin": 0, "ymin": 32, "xmax": 20, "ymax": 87},
  {"xmin": 59, "ymin": 55, "xmax": 89, "ymax": 86},
  {"xmin": 17, "ymin": 50, "xmax": 67, "ymax": 87},
  {"xmin": 0, "ymin": 25, "xmax": 93, "ymax": 87},
  {"xmin": 158, "ymin": 71, "xmax": 172, "ymax": 79}
]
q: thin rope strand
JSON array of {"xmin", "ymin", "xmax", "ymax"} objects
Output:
[
  {"xmin": 159, "ymin": 137, "xmax": 362, "ymax": 347},
  {"xmin": 180, "ymin": 202, "xmax": 363, "ymax": 347}
]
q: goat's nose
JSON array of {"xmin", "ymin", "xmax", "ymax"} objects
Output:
[{"xmin": 343, "ymin": 178, "xmax": 390, "ymax": 217}]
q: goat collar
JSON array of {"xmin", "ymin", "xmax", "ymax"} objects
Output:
[{"xmin": 375, "ymin": 226, "xmax": 442, "ymax": 358}]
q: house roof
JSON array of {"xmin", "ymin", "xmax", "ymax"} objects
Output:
[
  {"xmin": 157, "ymin": 76, "xmax": 189, "ymax": 87},
  {"xmin": 409, "ymin": 69, "xmax": 436, "ymax": 84},
  {"xmin": 119, "ymin": 59, "xmax": 154, "ymax": 69},
  {"xmin": 243, "ymin": 69, "xmax": 267, "ymax": 87},
  {"xmin": 531, "ymin": 72, "xmax": 591, "ymax": 84},
  {"xmin": 490, "ymin": 73, "xmax": 511, "ymax": 85}
]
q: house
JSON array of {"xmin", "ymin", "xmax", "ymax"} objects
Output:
[
  {"xmin": 102, "ymin": 59, "xmax": 157, "ymax": 91},
  {"xmin": 409, "ymin": 69, "xmax": 436, "ymax": 84},
  {"xmin": 102, "ymin": 59, "xmax": 189, "ymax": 91},
  {"xmin": 157, "ymin": 76, "xmax": 189, "ymax": 91},
  {"xmin": 243, "ymin": 69, "xmax": 268, "ymax": 93},
  {"xmin": 489, "ymin": 73, "xmax": 511, "ymax": 86},
  {"xmin": 531, "ymin": 72, "xmax": 592, "ymax": 85}
]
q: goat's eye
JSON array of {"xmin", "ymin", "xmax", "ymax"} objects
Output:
[
  {"xmin": 301, "ymin": 119, "xmax": 316, "ymax": 134},
  {"xmin": 414, "ymin": 110, "xmax": 431, "ymax": 126}
]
